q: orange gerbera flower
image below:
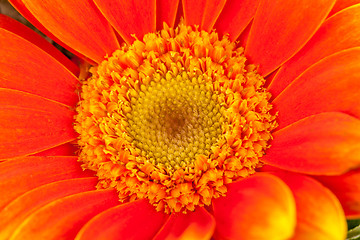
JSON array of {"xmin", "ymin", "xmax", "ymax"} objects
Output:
[{"xmin": 1, "ymin": 0, "xmax": 360, "ymax": 239}]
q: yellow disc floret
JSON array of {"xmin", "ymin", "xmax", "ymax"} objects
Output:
[{"xmin": 74, "ymin": 23, "xmax": 277, "ymax": 213}]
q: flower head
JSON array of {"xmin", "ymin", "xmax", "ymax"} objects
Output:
[{"xmin": 1, "ymin": 0, "xmax": 360, "ymax": 239}]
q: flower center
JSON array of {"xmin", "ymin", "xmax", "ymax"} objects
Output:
[
  {"xmin": 126, "ymin": 74, "xmax": 224, "ymax": 172},
  {"xmin": 74, "ymin": 23, "xmax": 277, "ymax": 213}
]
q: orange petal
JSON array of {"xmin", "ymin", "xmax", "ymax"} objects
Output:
[
  {"xmin": 272, "ymin": 172, "xmax": 347, "ymax": 240},
  {"xmin": 157, "ymin": 0, "xmax": 180, "ymax": 29},
  {"xmin": 214, "ymin": 0, "xmax": 259, "ymax": 41},
  {"xmin": 0, "ymin": 177, "xmax": 97, "ymax": 240},
  {"xmin": 212, "ymin": 173, "xmax": 296, "ymax": 239},
  {"xmin": 10, "ymin": 189, "xmax": 119, "ymax": 240},
  {"xmin": 273, "ymin": 47, "xmax": 360, "ymax": 129},
  {"xmin": 0, "ymin": 14, "xmax": 78, "ymax": 75},
  {"xmin": 245, "ymin": 0, "xmax": 336, "ymax": 76},
  {"xmin": 0, "ymin": 156, "xmax": 92, "ymax": 211},
  {"xmin": 200, "ymin": 0, "xmax": 227, "ymax": 31},
  {"xmin": 316, "ymin": 169, "xmax": 360, "ymax": 219},
  {"xmin": 269, "ymin": 4, "xmax": 360, "ymax": 97},
  {"xmin": 0, "ymin": 89, "xmax": 77, "ymax": 159},
  {"xmin": 154, "ymin": 207, "xmax": 215, "ymax": 240},
  {"xmin": 263, "ymin": 112, "xmax": 360, "ymax": 175},
  {"xmin": 0, "ymin": 29, "xmax": 78, "ymax": 106},
  {"xmin": 20, "ymin": 0, "xmax": 119, "ymax": 63},
  {"xmin": 75, "ymin": 199, "xmax": 167, "ymax": 240},
  {"xmin": 94, "ymin": 0, "xmax": 156, "ymax": 44},
  {"xmin": 32, "ymin": 143, "xmax": 77, "ymax": 156},
  {"xmin": 182, "ymin": 0, "xmax": 206, "ymax": 27},
  {"xmin": 329, "ymin": 0, "xmax": 360, "ymax": 16},
  {"xmin": 9, "ymin": 0, "xmax": 95, "ymax": 64}
]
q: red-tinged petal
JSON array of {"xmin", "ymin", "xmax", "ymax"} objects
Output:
[
  {"xmin": 182, "ymin": 0, "xmax": 206, "ymax": 26},
  {"xmin": 268, "ymin": 4, "xmax": 360, "ymax": 97},
  {"xmin": 154, "ymin": 207, "xmax": 215, "ymax": 240},
  {"xmin": 272, "ymin": 172, "xmax": 347, "ymax": 240},
  {"xmin": 0, "ymin": 14, "xmax": 78, "ymax": 75},
  {"xmin": 0, "ymin": 156, "xmax": 93, "ymax": 211},
  {"xmin": 0, "ymin": 30, "xmax": 78, "ymax": 106},
  {"xmin": 0, "ymin": 177, "xmax": 97, "ymax": 240},
  {"xmin": 75, "ymin": 199, "xmax": 167, "ymax": 240},
  {"xmin": 200, "ymin": 0, "xmax": 227, "ymax": 31},
  {"xmin": 0, "ymin": 89, "xmax": 77, "ymax": 159},
  {"xmin": 21, "ymin": 0, "xmax": 119, "ymax": 63},
  {"xmin": 212, "ymin": 173, "xmax": 296, "ymax": 240},
  {"xmin": 157, "ymin": 0, "xmax": 180, "ymax": 29},
  {"xmin": 273, "ymin": 48, "xmax": 360, "ymax": 129},
  {"xmin": 316, "ymin": 170, "xmax": 360, "ymax": 219},
  {"xmin": 263, "ymin": 112, "xmax": 360, "ymax": 175},
  {"xmin": 32, "ymin": 143, "xmax": 77, "ymax": 156},
  {"xmin": 245, "ymin": 0, "xmax": 336, "ymax": 76},
  {"xmin": 94, "ymin": 0, "xmax": 156, "ymax": 44},
  {"xmin": 329, "ymin": 0, "xmax": 360, "ymax": 16},
  {"xmin": 214, "ymin": 0, "xmax": 259, "ymax": 41},
  {"xmin": 10, "ymin": 189, "xmax": 119, "ymax": 240},
  {"xmin": 9, "ymin": 0, "xmax": 95, "ymax": 64}
]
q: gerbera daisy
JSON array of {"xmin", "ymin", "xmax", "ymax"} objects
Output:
[{"xmin": 1, "ymin": 0, "xmax": 360, "ymax": 239}]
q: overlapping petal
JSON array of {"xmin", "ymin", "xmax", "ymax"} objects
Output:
[
  {"xmin": 212, "ymin": 173, "xmax": 296, "ymax": 239},
  {"xmin": 154, "ymin": 207, "xmax": 215, "ymax": 240},
  {"xmin": 0, "ymin": 28, "xmax": 78, "ymax": 106},
  {"xmin": 0, "ymin": 178, "xmax": 97, "ymax": 240},
  {"xmin": 273, "ymin": 47, "xmax": 360, "ymax": 129},
  {"xmin": 269, "ymin": 4, "xmax": 360, "ymax": 97},
  {"xmin": 157, "ymin": 0, "xmax": 180, "ymax": 29},
  {"xmin": 9, "ymin": 189, "xmax": 119, "ymax": 240},
  {"xmin": 272, "ymin": 172, "xmax": 347, "ymax": 240},
  {"xmin": 0, "ymin": 89, "xmax": 77, "ymax": 159},
  {"xmin": 75, "ymin": 199, "xmax": 168, "ymax": 240},
  {"xmin": 316, "ymin": 170, "xmax": 360, "ymax": 219},
  {"xmin": 263, "ymin": 112, "xmax": 360, "ymax": 175},
  {"xmin": 213, "ymin": 0, "xmax": 259, "ymax": 41},
  {"xmin": 245, "ymin": 0, "xmax": 335, "ymax": 76},
  {"xmin": 0, "ymin": 156, "xmax": 92, "ymax": 211},
  {"xmin": 93, "ymin": 0, "xmax": 156, "ymax": 44},
  {"xmin": 0, "ymin": 14, "xmax": 78, "ymax": 75},
  {"xmin": 329, "ymin": 0, "xmax": 360, "ymax": 16},
  {"xmin": 20, "ymin": 0, "xmax": 119, "ymax": 63}
]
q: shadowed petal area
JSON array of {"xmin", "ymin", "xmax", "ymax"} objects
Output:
[
  {"xmin": 212, "ymin": 173, "xmax": 296, "ymax": 239},
  {"xmin": 94, "ymin": 0, "xmax": 156, "ymax": 44},
  {"xmin": 20, "ymin": 0, "xmax": 119, "ymax": 63},
  {"xmin": 272, "ymin": 172, "xmax": 347, "ymax": 240},
  {"xmin": 0, "ymin": 89, "xmax": 77, "ymax": 159},
  {"xmin": 0, "ymin": 178, "xmax": 97, "ymax": 240},
  {"xmin": 269, "ymin": 4, "xmax": 360, "ymax": 97},
  {"xmin": 245, "ymin": 0, "xmax": 335, "ymax": 76},
  {"xmin": 153, "ymin": 207, "xmax": 215, "ymax": 240},
  {"xmin": 75, "ymin": 199, "xmax": 168, "ymax": 240},
  {"xmin": 157, "ymin": 0, "xmax": 180, "ymax": 29},
  {"xmin": 32, "ymin": 143, "xmax": 77, "ymax": 156},
  {"xmin": 0, "ymin": 156, "xmax": 93, "ymax": 211},
  {"xmin": 0, "ymin": 14, "xmax": 78, "ymax": 75},
  {"xmin": 273, "ymin": 47, "xmax": 360, "ymax": 129},
  {"xmin": 316, "ymin": 169, "xmax": 360, "ymax": 219},
  {"xmin": 329, "ymin": 0, "xmax": 360, "ymax": 16},
  {"xmin": 10, "ymin": 189, "xmax": 119, "ymax": 240},
  {"xmin": 263, "ymin": 112, "xmax": 360, "ymax": 175},
  {"xmin": 214, "ymin": 0, "xmax": 259, "ymax": 42},
  {"xmin": 0, "ymin": 29, "xmax": 78, "ymax": 106}
]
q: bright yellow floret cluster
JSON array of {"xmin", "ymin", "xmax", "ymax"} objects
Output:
[{"xmin": 75, "ymin": 23, "xmax": 277, "ymax": 213}]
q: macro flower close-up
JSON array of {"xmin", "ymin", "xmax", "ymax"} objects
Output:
[{"xmin": 1, "ymin": 0, "xmax": 360, "ymax": 239}]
